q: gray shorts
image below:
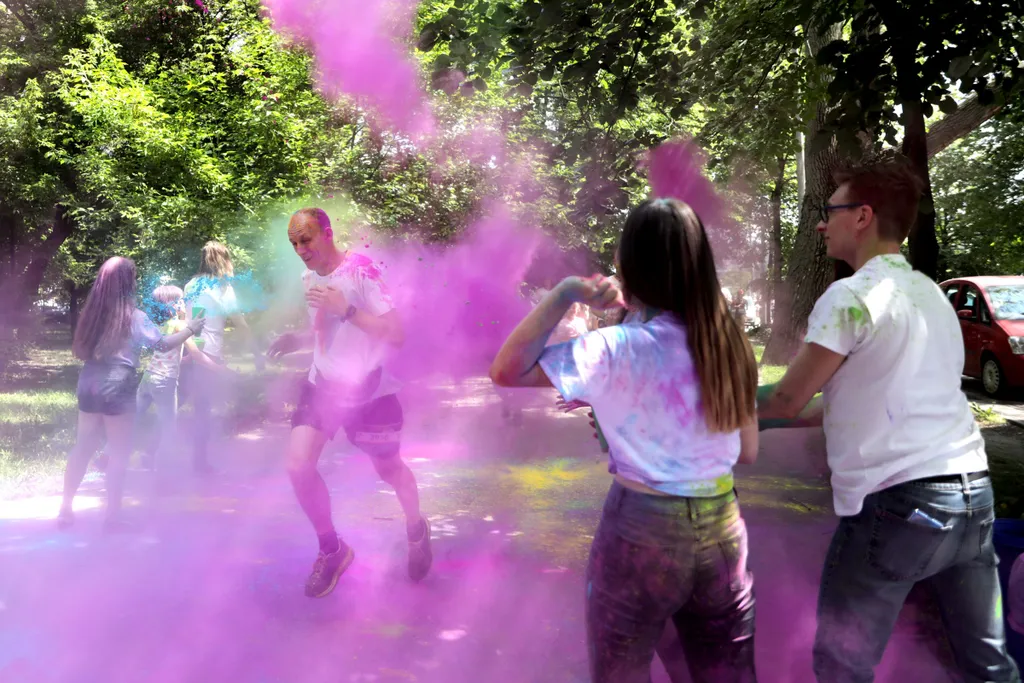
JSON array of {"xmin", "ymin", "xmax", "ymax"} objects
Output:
[{"xmin": 77, "ymin": 362, "xmax": 140, "ymax": 416}]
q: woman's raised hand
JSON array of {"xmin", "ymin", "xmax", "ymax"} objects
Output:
[{"xmin": 559, "ymin": 275, "xmax": 624, "ymax": 310}]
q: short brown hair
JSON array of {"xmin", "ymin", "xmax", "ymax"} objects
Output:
[
  {"xmin": 833, "ymin": 159, "xmax": 925, "ymax": 242},
  {"xmin": 292, "ymin": 207, "xmax": 332, "ymax": 232}
]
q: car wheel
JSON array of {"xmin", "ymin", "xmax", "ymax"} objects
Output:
[{"xmin": 982, "ymin": 357, "xmax": 1004, "ymax": 397}]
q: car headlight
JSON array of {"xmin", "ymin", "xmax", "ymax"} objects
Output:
[{"xmin": 1010, "ymin": 336, "xmax": 1024, "ymax": 355}]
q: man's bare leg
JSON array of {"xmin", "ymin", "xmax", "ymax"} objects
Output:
[
  {"xmin": 286, "ymin": 424, "xmax": 354, "ymax": 597},
  {"xmin": 371, "ymin": 456, "xmax": 422, "ymax": 539},
  {"xmin": 286, "ymin": 425, "xmax": 332, "ymax": 535}
]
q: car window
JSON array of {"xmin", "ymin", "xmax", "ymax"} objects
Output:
[
  {"xmin": 959, "ymin": 287, "xmax": 978, "ymax": 315},
  {"xmin": 944, "ymin": 285, "xmax": 961, "ymax": 307},
  {"xmin": 988, "ymin": 284, "xmax": 1024, "ymax": 321}
]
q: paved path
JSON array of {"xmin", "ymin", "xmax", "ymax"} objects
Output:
[{"xmin": 0, "ymin": 379, "xmax": 956, "ymax": 683}]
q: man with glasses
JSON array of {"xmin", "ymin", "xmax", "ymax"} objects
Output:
[{"xmin": 760, "ymin": 159, "xmax": 1019, "ymax": 682}]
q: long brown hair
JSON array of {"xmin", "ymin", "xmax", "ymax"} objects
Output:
[
  {"xmin": 73, "ymin": 257, "xmax": 138, "ymax": 362},
  {"xmin": 617, "ymin": 198, "xmax": 757, "ymax": 432},
  {"xmin": 197, "ymin": 241, "xmax": 234, "ymax": 279}
]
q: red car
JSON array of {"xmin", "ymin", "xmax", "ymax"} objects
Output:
[{"xmin": 940, "ymin": 276, "xmax": 1024, "ymax": 396}]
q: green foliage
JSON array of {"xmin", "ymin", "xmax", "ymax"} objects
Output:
[
  {"xmin": 417, "ymin": 0, "xmax": 697, "ymax": 261},
  {"xmin": 932, "ymin": 108, "xmax": 1024, "ymax": 279},
  {"xmin": 416, "ymin": 0, "xmax": 810, "ymax": 269},
  {"xmin": 811, "ymin": 0, "xmax": 1024, "ymax": 156},
  {"xmin": 0, "ymin": 0, "xmax": 505, "ymax": 309}
]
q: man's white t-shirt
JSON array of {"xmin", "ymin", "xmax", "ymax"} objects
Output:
[
  {"xmin": 805, "ymin": 253, "xmax": 987, "ymax": 516},
  {"xmin": 539, "ymin": 314, "xmax": 741, "ymax": 497},
  {"xmin": 185, "ymin": 277, "xmax": 238, "ymax": 360},
  {"xmin": 303, "ymin": 252, "xmax": 401, "ymax": 404}
]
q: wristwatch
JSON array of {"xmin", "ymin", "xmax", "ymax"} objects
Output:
[{"xmin": 341, "ymin": 304, "xmax": 357, "ymax": 322}]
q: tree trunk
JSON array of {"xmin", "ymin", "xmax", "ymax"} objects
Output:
[
  {"xmin": 68, "ymin": 280, "xmax": 80, "ymax": 335},
  {"xmin": 883, "ymin": 6, "xmax": 939, "ymax": 282},
  {"xmin": 762, "ymin": 122, "xmax": 839, "ymax": 363},
  {"xmin": 0, "ymin": 205, "xmax": 76, "ymax": 333},
  {"xmin": 768, "ymin": 155, "xmax": 786, "ymax": 331},
  {"xmin": 762, "ymin": 24, "xmax": 843, "ymax": 365},
  {"xmin": 796, "ymin": 131, "xmax": 806, "ymax": 204},
  {"xmin": 761, "ymin": 25, "xmax": 994, "ymax": 364},
  {"xmin": 902, "ymin": 97, "xmax": 938, "ymax": 280}
]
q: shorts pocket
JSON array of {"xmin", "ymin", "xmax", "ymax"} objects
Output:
[{"xmin": 868, "ymin": 505, "xmax": 952, "ymax": 581}]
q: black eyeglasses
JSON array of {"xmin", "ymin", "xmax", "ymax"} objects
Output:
[{"xmin": 819, "ymin": 203, "xmax": 867, "ymax": 224}]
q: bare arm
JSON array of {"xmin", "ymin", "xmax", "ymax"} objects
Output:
[
  {"xmin": 759, "ymin": 342, "xmax": 846, "ymax": 420},
  {"xmin": 797, "ymin": 395, "xmax": 825, "ymax": 427},
  {"xmin": 184, "ymin": 338, "xmax": 225, "ymax": 371},
  {"xmin": 231, "ymin": 314, "xmax": 260, "ymax": 350},
  {"xmin": 153, "ymin": 321, "xmax": 199, "ymax": 352},
  {"xmin": 491, "ymin": 276, "xmax": 623, "ymax": 388},
  {"xmin": 267, "ymin": 328, "xmax": 315, "ymax": 359},
  {"xmin": 737, "ymin": 420, "xmax": 760, "ymax": 464},
  {"xmin": 490, "ymin": 283, "xmax": 576, "ymax": 388}
]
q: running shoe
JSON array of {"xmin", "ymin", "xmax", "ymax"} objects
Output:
[
  {"xmin": 408, "ymin": 517, "xmax": 433, "ymax": 582},
  {"xmin": 56, "ymin": 509, "xmax": 74, "ymax": 530},
  {"xmin": 305, "ymin": 539, "xmax": 355, "ymax": 598}
]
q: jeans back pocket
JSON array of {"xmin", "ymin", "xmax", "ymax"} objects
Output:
[{"xmin": 869, "ymin": 506, "xmax": 954, "ymax": 582}]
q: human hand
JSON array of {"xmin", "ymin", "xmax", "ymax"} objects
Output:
[
  {"xmin": 267, "ymin": 332, "xmax": 299, "ymax": 359},
  {"xmin": 306, "ymin": 285, "xmax": 348, "ymax": 316},
  {"xmin": 555, "ymin": 395, "xmax": 590, "ymax": 413},
  {"xmin": 187, "ymin": 317, "xmax": 206, "ymax": 336},
  {"xmin": 558, "ymin": 275, "xmax": 624, "ymax": 310}
]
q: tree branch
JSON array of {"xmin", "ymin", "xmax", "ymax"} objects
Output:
[
  {"xmin": 616, "ymin": 0, "xmax": 656, "ymax": 112},
  {"xmin": 927, "ymin": 93, "xmax": 1001, "ymax": 159},
  {"xmin": 0, "ymin": 0, "xmax": 38, "ymax": 35}
]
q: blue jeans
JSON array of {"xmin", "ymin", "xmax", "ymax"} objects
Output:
[
  {"xmin": 586, "ymin": 481, "xmax": 757, "ymax": 683},
  {"xmin": 815, "ymin": 473, "xmax": 1020, "ymax": 683}
]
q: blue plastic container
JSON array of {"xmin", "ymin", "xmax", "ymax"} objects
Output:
[
  {"xmin": 993, "ymin": 519, "xmax": 1024, "ymax": 668},
  {"xmin": 994, "ymin": 520, "xmax": 1024, "ymax": 597}
]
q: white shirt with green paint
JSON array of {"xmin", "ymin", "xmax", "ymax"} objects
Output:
[{"xmin": 806, "ymin": 253, "xmax": 987, "ymax": 516}]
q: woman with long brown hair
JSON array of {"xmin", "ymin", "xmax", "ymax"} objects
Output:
[
  {"xmin": 61, "ymin": 257, "xmax": 203, "ymax": 531},
  {"xmin": 491, "ymin": 198, "xmax": 760, "ymax": 682},
  {"xmin": 183, "ymin": 241, "xmax": 260, "ymax": 474}
]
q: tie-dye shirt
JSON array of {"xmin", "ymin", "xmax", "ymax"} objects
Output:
[
  {"xmin": 539, "ymin": 314, "xmax": 740, "ymax": 497},
  {"xmin": 142, "ymin": 318, "xmax": 188, "ymax": 381}
]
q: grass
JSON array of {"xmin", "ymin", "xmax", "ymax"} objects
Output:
[
  {"xmin": 752, "ymin": 343, "xmax": 787, "ymax": 385},
  {"xmin": 971, "ymin": 402, "xmax": 1006, "ymax": 426},
  {"xmin": 3, "ymin": 330, "xmax": 1022, "ymax": 514},
  {"xmin": 0, "ymin": 326, "xmax": 296, "ymax": 498},
  {"xmin": 0, "ymin": 340, "xmax": 80, "ymax": 497}
]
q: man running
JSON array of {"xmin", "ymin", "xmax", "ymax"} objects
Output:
[{"xmin": 268, "ymin": 208, "xmax": 431, "ymax": 597}]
